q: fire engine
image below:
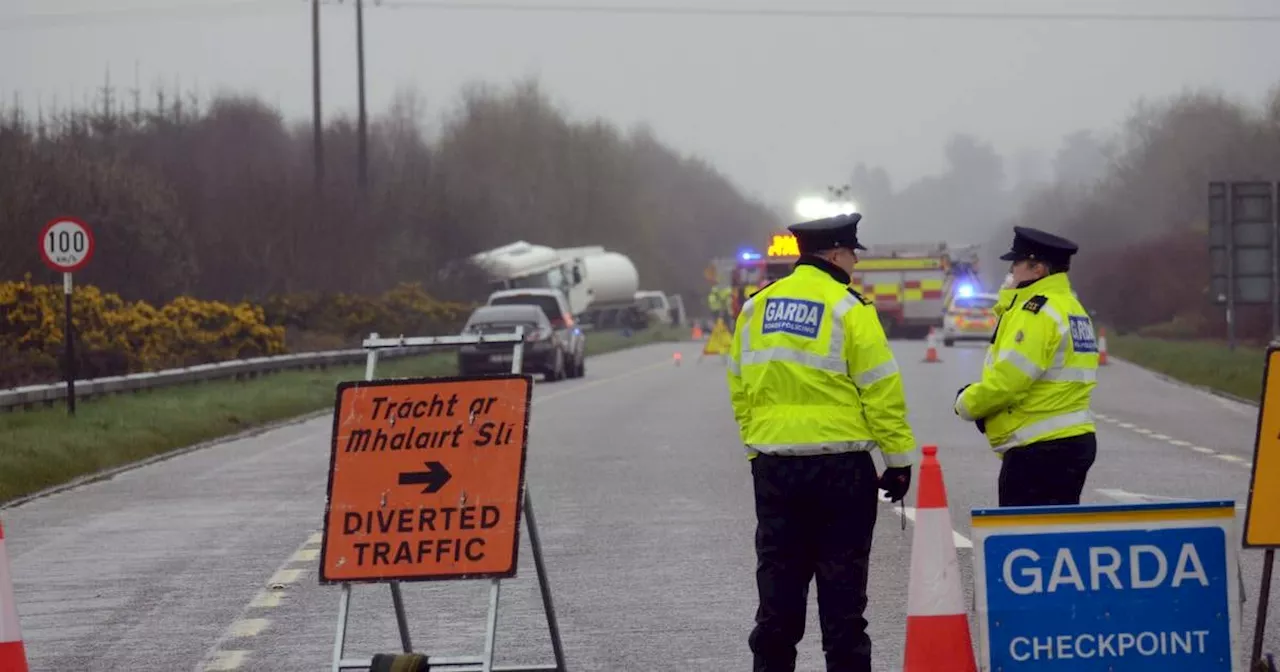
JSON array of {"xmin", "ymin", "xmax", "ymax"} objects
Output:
[{"xmin": 729, "ymin": 233, "xmax": 983, "ymax": 339}]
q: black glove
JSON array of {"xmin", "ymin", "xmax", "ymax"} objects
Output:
[
  {"xmin": 975, "ymin": 417, "xmax": 987, "ymax": 434},
  {"xmin": 878, "ymin": 466, "xmax": 912, "ymax": 502}
]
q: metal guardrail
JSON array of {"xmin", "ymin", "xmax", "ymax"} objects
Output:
[{"xmin": 0, "ymin": 344, "xmax": 441, "ymax": 412}]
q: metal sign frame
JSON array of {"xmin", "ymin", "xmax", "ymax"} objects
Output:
[
  {"xmin": 1208, "ymin": 181, "xmax": 1280, "ymax": 345},
  {"xmin": 327, "ymin": 329, "xmax": 567, "ymax": 672}
]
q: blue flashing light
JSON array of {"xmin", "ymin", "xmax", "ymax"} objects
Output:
[
  {"xmin": 956, "ymin": 284, "xmax": 975, "ymax": 298},
  {"xmin": 739, "ymin": 249, "xmax": 762, "ymax": 261}
]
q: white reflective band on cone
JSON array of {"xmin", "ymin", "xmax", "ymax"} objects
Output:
[{"xmin": 905, "ymin": 508, "xmax": 966, "ymax": 617}]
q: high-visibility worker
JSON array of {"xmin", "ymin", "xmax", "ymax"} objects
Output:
[
  {"xmin": 954, "ymin": 225, "xmax": 1098, "ymax": 507},
  {"xmin": 727, "ymin": 213, "xmax": 917, "ymax": 672}
]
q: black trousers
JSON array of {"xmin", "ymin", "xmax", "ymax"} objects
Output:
[
  {"xmin": 749, "ymin": 451, "xmax": 879, "ymax": 672},
  {"xmin": 997, "ymin": 432, "xmax": 1098, "ymax": 507}
]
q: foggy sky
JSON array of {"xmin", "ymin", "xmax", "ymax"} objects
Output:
[{"xmin": 5, "ymin": 0, "xmax": 1280, "ymax": 220}]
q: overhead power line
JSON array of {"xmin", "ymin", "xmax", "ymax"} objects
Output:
[
  {"xmin": 0, "ymin": 0, "xmax": 288, "ymax": 31},
  {"xmin": 376, "ymin": 1, "xmax": 1280, "ymax": 24},
  {"xmin": 5, "ymin": 1, "xmax": 1280, "ymax": 29}
]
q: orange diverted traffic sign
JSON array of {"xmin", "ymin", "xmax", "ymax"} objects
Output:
[
  {"xmin": 319, "ymin": 375, "xmax": 533, "ymax": 583},
  {"xmin": 1245, "ymin": 346, "xmax": 1280, "ymax": 547}
]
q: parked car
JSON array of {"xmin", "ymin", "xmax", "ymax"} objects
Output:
[
  {"xmin": 485, "ymin": 289, "xmax": 586, "ymax": 378},
  {"xmin": 942, "ymin": 292, "xmax": 999, "ymax": 346},
  {"xmin": 457, "ymin": 304, "xmax": 582, "ymax": 380}
]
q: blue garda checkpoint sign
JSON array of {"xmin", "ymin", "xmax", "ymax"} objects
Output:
[{"xmin": 970, "ymin": 500, "xmax": 1243, "ymax": 672}]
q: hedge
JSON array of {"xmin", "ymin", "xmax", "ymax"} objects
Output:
[{"xmin": 0, "ymin": 277, "xmax": 477, "ymax": 388}]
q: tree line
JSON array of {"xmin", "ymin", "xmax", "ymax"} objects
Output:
[
  {"xmin": 1006, "ymin": 86, "xmax": 1280, "ymax": 342},
  {"xmin": 0, "ymin": 78, "xmax": 781, "ymax": 310},
  {"xmin": 843, "ymin": 84, "xmax": 1280, "ymax": 343}
]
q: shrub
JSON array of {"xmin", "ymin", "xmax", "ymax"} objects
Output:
[
  {"xmin": 1, "ymin": 277, "xmax": 477, "ymax": 387},
  {"xmin": 0, "ymin": 275, "xmax": 286, "ymax": 387},
  {"xmin": 260, "ymin": 283, "xmax": 476, "ymax": 345}
]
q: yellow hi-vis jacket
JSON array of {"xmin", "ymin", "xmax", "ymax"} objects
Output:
[
  {"xmin": 954, "ymin": 272, "xmax": 1098, "ymax": 454},
  {"xmin": 726, "ymin": 261, "xmax": 917, "ymax": 467}
]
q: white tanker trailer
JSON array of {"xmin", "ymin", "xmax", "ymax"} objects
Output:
[{"xmin": 468, "ymin": 241, "xmax": 654, "ymax": 329}]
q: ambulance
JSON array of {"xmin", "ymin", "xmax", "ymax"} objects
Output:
[{"xmin": 729, "ymin": 233, "xmax": 982, "ymax": 339}]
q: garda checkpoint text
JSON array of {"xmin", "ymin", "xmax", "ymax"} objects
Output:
[{"xmin": 984, "ymin": 526, "xmax": 1232, "ymax": 670}]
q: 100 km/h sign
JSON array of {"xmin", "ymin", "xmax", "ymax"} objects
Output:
[{"xmin": 39, "ymin": 217, "xmax": 95, "ymax": 273}]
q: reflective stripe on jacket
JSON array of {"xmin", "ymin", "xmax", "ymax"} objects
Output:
[
  {"xmin": 955, "ymin": 272, "xmax": 1098, "ymax": 454},
  {"xmin": 727, "ymin": 260, "xmax": 917, "ymax": 467}
]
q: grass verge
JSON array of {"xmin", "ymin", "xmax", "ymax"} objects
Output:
[
  {"xmin": 0, "ymin": 325, "xmax": 685, "ymax": 505},
  {"xmin": 1108, "ymin": 334, "xmax": 1267, "ymax": 403}
]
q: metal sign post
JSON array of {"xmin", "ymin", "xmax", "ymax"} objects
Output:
[
  {"xmin": 37, "ymin": 217, "xmax": 96, "ymax": 416},
  {"xmin": 323, "ymin": 329, "xmax": 567, "ymax": 672},
  {"xmin": 1208, "ymin": 182, "xmax": 1278, "ymax": 347}
]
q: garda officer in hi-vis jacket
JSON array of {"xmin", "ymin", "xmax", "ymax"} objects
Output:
[
  {"xmin": 727, "ymin": 213, "xmax": 917, "ymax": 672},
  {"xmin": 955, "ymin": 225, "xmax": 1099, "ymax": 507}
]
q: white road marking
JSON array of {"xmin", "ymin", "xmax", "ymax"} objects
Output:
[
  {"xmin": 269, "ymin": 568, "xmax": 304, "ymax": 586},
  {"xmin": 203, "ymin": 650, "xmax": 249, "ymax": 671},
  {"xmin": 878, "ymin": 495, "xmax": 973, "ymax": 549},
  {"xmin": 228, "ymin": 618, "xmax": 270, "ymax": 638},
  {"xmin": 1170, "ymin": 439, "xmax": 1191, "ymax": 447},
  {"xmin": 290, "ymin": 548, "xmax": 319, "ymax": 563},
  {"xmin": 1192, "ymin": 446, "xmax": 1216, "ymax": 454},
  {"xmin": 248, "ymin": 591, "xmax": 282, "ymax": 609},
  {"xmin": 1216, "ymin": 454, "xmax": 1245, "ymax": 464},
  {"xmin": 1134, "ymin": 428, "xmax": 1153, "ymax": 435},
  {"xmin": 1097, "ymin": 488, "xmax": 1247, "ymax": 510},
  {"xmin": 1151, "ymin": 433, "xmax": 1170, "ymax": 441},
  {"xmin": 1117, "ymin": 422, "xmax": 1136, "ymax": 429}
]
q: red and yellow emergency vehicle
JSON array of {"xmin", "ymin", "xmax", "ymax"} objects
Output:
[{"xmin": 729, "ymin": 233, "xmax": 982, "ymax": 339}]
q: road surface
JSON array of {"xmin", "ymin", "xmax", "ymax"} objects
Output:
[{"xmin": 3, "ymin": 337, "xmax": 1274, "ymax": 671}]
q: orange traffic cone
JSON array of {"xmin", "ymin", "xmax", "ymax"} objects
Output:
[
  {"xmin": 0, "ymin": 521, "xmax": 29, "ymax": 672},
  {"xmin": 691, "ymin": 324, "xmax": 703, "ymax": 340},
  {"xmin": 673, "ymin": 351, "xmax": 682, "ymax": 366},
  {"xmin": 903, "ymin": 445, "xmax": 975, "ymax": 671},
  {"xmin": 1097, "ymin": 327, "xmax": 1108, "ymax": 365},
  {"xmin": 922, "ymin": 328, "xmax": 941, "ymax": 363}
]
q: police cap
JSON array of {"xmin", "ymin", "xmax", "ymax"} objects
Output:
[
  {"xmin": 999, "ymin": 226, "xmax": 1079, "ymax": 266},
  {"xmin": 786, "ymin": 213, "xmax": 867, "ymax": 254}
]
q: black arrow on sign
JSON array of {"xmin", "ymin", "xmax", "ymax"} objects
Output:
[{"xmin": 398, "ymin": 461, "xmax": 452, "ymax": 494}]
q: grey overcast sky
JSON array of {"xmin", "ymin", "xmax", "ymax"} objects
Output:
[{"xmin": 4, "ymin": 0, "xmax": 1280, "ymax": 212}]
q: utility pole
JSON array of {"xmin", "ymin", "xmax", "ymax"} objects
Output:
[
  {"xmin": 355, "ymin": 0, "xmax": 369, "ymax": 191},
  {"xmin": 312, "ymin": 0, "xmax": 325, "ymax": 191}
]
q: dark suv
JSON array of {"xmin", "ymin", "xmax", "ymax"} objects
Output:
[
  {"xmin": 485, "ymin": 289, "xmax": 586, "ymax": 379},
  {"xmin": 457, "ymin": 304, "xmax": 581, "ymax": 380}
]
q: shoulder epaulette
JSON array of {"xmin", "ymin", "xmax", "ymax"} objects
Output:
[
  {"xmin": 1021, "ymin": 294, "xmax": 1048, "ymax": 314},
  {"xmin": 847, "ymin": 288, "xmax": 873, "ymax": 306}
]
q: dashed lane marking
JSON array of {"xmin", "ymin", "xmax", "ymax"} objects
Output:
[
  {"xmin": 1100, "ymin": 414, "xmax": 1252, "ymax": 468},
  {"xmin": 203, "ymin": 651, "xmax": 249, "ymax": 671},
  {"xmin": 197, "ymin": 531, "xmax": 325, "ymax": 671}
]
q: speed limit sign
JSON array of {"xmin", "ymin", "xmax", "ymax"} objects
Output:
[{"xmin": 39, "ymin": 217, "xmax": 95, "ymax": 273}]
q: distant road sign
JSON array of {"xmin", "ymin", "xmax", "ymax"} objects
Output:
[
  {"xmin": 1245, "ymin": 345, "xmax": 1280, "ymax": 547},
  {"xmin": 39, "ymin": 217, "xmax": 94, "ymax": 273},
  {"xmin": 971, "ymin": 501, "xmax": 1242, "ymax": 672},
  {"xmin": 319, "ymin": 374, "xmax": 532, "ymax": 584}
]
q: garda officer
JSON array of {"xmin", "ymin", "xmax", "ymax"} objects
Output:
[
  {"xmin": 727, "ymin": 213, "xmax": 917, "ymax": 672},
  {"xmin": 954, "ymin": 225, "xmax": 1099, "ymax": 507}
]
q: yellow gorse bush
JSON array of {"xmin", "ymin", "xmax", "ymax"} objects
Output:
[
  {"xmin": 1, "ymin": 275, "xmax": 285, "ymax": 386},
  {"xmin": 1, "ymin": 277, "xmax": 477, "ymax": 387}
]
